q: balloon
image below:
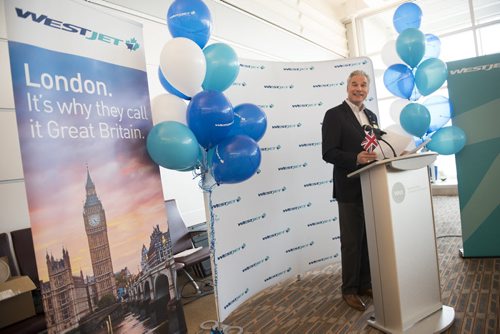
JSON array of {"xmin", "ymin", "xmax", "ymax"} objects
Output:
[
  {"xmin": 393, "ymin": 2, "xmax": 422, "ymax": 33},
  {"xmin": 203, "ymin": 43, "xmax": 240, "ymax": 92},
  {"xmin": 229, "ymin": 103, "xmax": 267, "ymax": 142},
  {"xmin": 206, "ymin": 147, "xmax": 215, "ymax": 168},
  {"xmin": 177, "ymin": 147, "xmax": 203, "ymax": 171},
  {"xmin": 212, "ymin": 135, "xmax": 261, "ymax": 184},
  {"xmin": 414, "ymin": 134, "xmax": 431, "ymax": 148},
  {"xmin": 167, "ymin": 0, "xmax": 212, "ymax": 49},
  {"xmin": 160, "ymin": 38, "xmax": 206, "ymax": 98},
  {"xmin": 400, "ymin": 103, "xmax": 431, "ymax": 137},
  {"xmin": 409, "ymin": 84, "xmax": 422, "ymax": 101},
  {"xmin": 383, "ymin": 64, "xmax": 415, "ymax": 99},
  {"xmin": 158, "ymin": 67, "xmax": 190, "ymax": 100},
  {"xmin": 423, "ymin": 96, "xmax": 453, "ymax": 133},
  {"xmin": 146, "ymin": 121, "xmax": 200, "ymax": 170},
  {"xmin": 427, "ymin": 126, "xmax": 467, "ymax": 155},
  {"xmin": 187, "ymin": 90, "xmax": 234, "ymax": 149},
  {"xmin": 396, "ymin": 28, "xmax": 425, "ymax": 68},
  {"xmin": 381, "ymin": 40, "xmax": 401, "ymax": 67},
  {"xmin": 421, "ymin": 34, "xmax": 441, "ymax": 63},
  {"xmin": 151, "ymin": 93, "xmax": 187, "ymax": 125},
  {"xmin": 415, "ymin": 58, "xmax": 448, "ymax": 96},
  {"xmin": 389, "ymin": 98, "xmax": 410, "ymax": 123}
]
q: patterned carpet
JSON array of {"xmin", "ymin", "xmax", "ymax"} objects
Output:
[{"xmin": 188, "ymin": 196, "xmax": 499, "ymax": 334}]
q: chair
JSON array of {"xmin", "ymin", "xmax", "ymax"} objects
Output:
[
  {"xmin": 0, "ymin": 233, "xmax": 20, "ymax": 277},
  {"xmin": 0, "ymin": 229, "xmax": 47, "ymax": 334},
  {"xmin": 165, "ymin": 199, "xmax": 211, "ymax": 298},
  {"xmin": 10, "ymin": 229, "xmax": 40, "ymax": 289}
]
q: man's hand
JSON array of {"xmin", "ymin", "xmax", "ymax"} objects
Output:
[{"xmin": 357, "ymin": 151, "xmax": 377, "ymax": 165}]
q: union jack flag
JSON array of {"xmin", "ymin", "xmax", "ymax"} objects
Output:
[{"xmin": 361, "ymin": 129, "xmax": 379, "ymax": 152}]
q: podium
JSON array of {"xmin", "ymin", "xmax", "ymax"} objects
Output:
[{"xmin": 348, "ymin": 152, "xmax": 454, "ymax": 334}]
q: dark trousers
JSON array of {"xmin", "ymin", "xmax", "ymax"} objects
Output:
[{"xmin": 338, "ymin": 201, "xmax": 371, "ymax": 294}]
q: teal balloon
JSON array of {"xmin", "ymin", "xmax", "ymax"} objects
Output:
[
  {"xmin": 178, "ymin": 147, "xmax": 203, "ymax": 171},
  {"xmin": 202, "ymin": 43, "xmax": 240, "ymax": 92},
  {"xmin": 396, "ymin": 28, "xmax": 425, "ymax": 68},
  {"xmin": 427, "ymin": 126, "xmax": 467, "ymax": 155},
  {"xmin": 146, "ymin": 121, "xmax": 200, "ymax": 171},
  {"xmin": 400, "ymin": 103, "xmax": 431, "ymax": 137},
  {"xmin": 415, "ymin": 58, "xmax": 448, "ymax": 96}
]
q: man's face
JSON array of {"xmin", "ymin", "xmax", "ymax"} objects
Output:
[{"xmin": 347, "ymin": 74, "xmax": 369, "ymax": 107}]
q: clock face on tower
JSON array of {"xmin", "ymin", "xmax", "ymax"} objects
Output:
[{"xmin": 89, "ymin": 213, "xmax": 101, "ymax": 227}]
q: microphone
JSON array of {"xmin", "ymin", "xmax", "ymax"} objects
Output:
[
  {"xmin": 363, "ymin": 125, "xmax": 396, "ymax": 158},
  {"xmin": 363, "ymin": 124, "xmax": 386, "ymax": 139}
]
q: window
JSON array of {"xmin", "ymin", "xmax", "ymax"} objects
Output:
[
  {"xmin": 477, "ymin": 23, "xmax": 500, "ymax": 54},
  {"xmin": 351, "ymin": 0, "xmax": 500, "ymax": 184}
]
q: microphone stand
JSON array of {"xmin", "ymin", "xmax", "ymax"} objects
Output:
[
  {"xmin": 363, "ymin": 124, "xmax": 397, "ymax": 158},
  {"xmin": 378, "ymin": 137, "xmax": 397, "ymax": 158}
]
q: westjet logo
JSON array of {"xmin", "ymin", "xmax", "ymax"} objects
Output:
[
  {"xmin": 449, "ymin": 63, "xmax": 500, "ymax": 75},
  {"xmin": 14, "ymin": 7, "xmax": 140, "ymax": 51}
]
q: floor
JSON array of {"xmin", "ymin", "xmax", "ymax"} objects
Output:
[{"xmin": 180, "ymin": 196, "xmax": 499, "ymax": 334}]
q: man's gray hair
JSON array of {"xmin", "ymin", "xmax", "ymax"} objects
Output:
[{"xmin": 347, "ymin": 70, "xmax": 370, "ymax": 85}]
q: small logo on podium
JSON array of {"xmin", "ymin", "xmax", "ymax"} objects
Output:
[{"xmin": 392, "ymin": 182, "xmax": 406, "ymax": 203}]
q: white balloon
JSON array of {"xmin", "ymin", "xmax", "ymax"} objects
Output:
[
  {"xmin": 381, "ymin": 40, "xmax": 402, "ymax": 67},
  {"xmin": 389, "ymin": 98, "xmax": 410, "ymax": 124},
  {"xmin": 160, "ymin": 38, "xmax": 206, "ymax": 98},
  {"xmin": 384, "ymin": 123, "xmax": 415, "ymax": 152},
  {"xmin": 151, "ymin": 94, "xmax": 188, "ymax": 125}
]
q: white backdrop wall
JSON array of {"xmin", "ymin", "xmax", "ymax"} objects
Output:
[{"xmin": 210, "ymin": 57, "xmax": 379, "ymax": 321}]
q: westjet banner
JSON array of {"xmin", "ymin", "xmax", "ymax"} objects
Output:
[
  {"xmin": 447, "ymin": 54, "xmax": 500, "ymax": 257},
  {"xmin": 211, "ymin": 58, "xmax": 378, "ymax": 321},
  {"xmin": 5, "ymin": 0, "xmax": 184, "ymax": 332}
]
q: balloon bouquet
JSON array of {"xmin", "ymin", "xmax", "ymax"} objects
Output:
[
  {"xmin": 383, "ymin": 2, "xmax": 466, "ymax": 155},
  {"xmin": 147, "ymin": 0, "xmax": 267, "ymax": 187}
]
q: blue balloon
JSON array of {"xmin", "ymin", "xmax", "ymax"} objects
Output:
[
  {"xmin": 158, "ymin": 67, "xmax": 190, "ymax": 100},
  {"xmin": 383, "ymin": 64, "xmax": 415, "ymax": 99},
  {"xmin": 167, "ymin": 0, "xmax": 212, "ymax": 49},
  {"xmin": 202, "ymin": 43, "xmax": 240, "ymax": 92},
  {"xmin": 421, "ymin": 34, "xmax": 441, "ymax": 63},
  {"xmin": 146, "ymin": 121, "xmax": 200, "ymax": 170},
  {"xmin": 396, "ymin": 28, "xmax": 425, "ymax": 68},
  {"xmin": 423, "ymin": 96, "xmax": 453, "ymax": 133},
  {"xmin": 393, "ymin": 2, "xmax": 422, "ymax": 33},
  {"xmin": 415, "ymin": 58, "xmax": 448, "ymax": 96},
  {"xmin": 187, "ymin": 90, "xmax": 234, "ymax": 149},
  {"xmin": 427, "ymin": 126, "xmax": 467, "ymax": 155},
  {"xmin": 400, "ymin": 103, "xmax": 431, "ymax": 137},
  {"xmin": 212, "ymin": 135, "xmax": 261, "ymax": 184},
  {"xmin": 228, "ymin": 103, "xmax": 267, "ymax": 142}
]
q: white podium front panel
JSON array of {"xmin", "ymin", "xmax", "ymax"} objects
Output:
[
  {"xmin": 387, "ymin": 167, "xmax": 442, "ymax": 327},
  {"xmin": 361, "ymin": 164, "xmax": 442, "ymax": 331}
]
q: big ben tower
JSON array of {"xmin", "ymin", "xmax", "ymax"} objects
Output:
[{"xmin": 83, "ymin": 167, "xmax": 117, "ymax": 301}]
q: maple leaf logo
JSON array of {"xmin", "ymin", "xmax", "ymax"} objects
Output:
[{"xmin": 125, "ymin": 37, "xmax": 140, "ymax": 51}]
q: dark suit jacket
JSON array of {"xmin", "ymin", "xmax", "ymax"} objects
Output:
[{"xmin": 321, "ymin": 101, "xmax": 378, "ymax": 202}]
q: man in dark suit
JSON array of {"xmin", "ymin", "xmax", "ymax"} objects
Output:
[{"xmin": 321, "ymin": 70, "xmax": 378, "ymax": 311}]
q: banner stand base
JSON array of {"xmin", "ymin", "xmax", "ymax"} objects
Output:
[{"xmin": 367, "ymin": 305, "xmax": 455, "ymax": 334}]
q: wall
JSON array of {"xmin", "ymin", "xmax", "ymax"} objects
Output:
[{"xmin": 0, "ymin": 0, "xmax": 347, "ymax": 234}]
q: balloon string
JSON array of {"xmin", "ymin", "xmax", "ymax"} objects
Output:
[{"xmin": 203, "ymin": 175, "xmax": 222, "ymax": 331}]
